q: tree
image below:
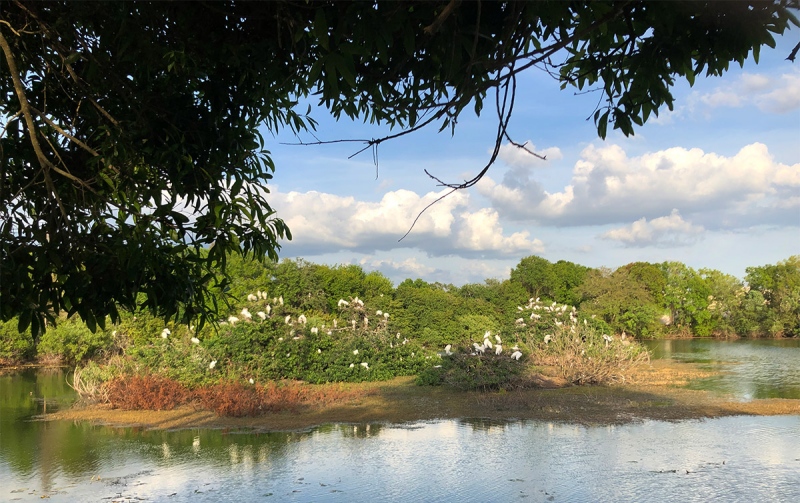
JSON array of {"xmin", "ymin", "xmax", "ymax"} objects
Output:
[
  {"xmin": 578, "ymin": 266, "xmax": 660, "ymax": 337},
  {"xmin": 2, "ymin": 1, "xmax": 797, "ymax": 335},
  {"xmin": 744, "ymin": 256, "xmax": 800, "ymax": 337},
  {"xmin": 510, "ymin": 255, "xmax": 557, "ymax": 301}
]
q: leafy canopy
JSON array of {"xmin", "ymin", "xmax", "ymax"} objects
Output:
[{"xmin": 1, "ymin": 1, "xmax": 797, "ymax": 335}]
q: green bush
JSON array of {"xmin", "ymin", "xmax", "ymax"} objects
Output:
[
  {"xmin": 36, "ymin": 317, "xmax": 113, "ymax": 364},
  {"xmin": 0, "ymin": 318, "xmax": 35, "ymax": 363},
  {"xmin": 416, "ymin": 352, "xmax": 525, "ymax": 391}
]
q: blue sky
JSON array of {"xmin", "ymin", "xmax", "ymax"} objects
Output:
[{"xmin": 262, "ymin": 34, "xmax": 800, "ymax": 286}]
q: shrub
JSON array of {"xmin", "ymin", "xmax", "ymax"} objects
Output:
[
  {"xmin": 416, "ymin": 352, "xmax": 525, "ymax": 391},
  {"xmin": 0, "ymin": 318, "xmax": 35, "ymax": 363},
  {"xmin": 36, "ymin": 317, "xmax": 113, "ymax": 364},
  {"xmin": 106, "ymin": 375, "xmax": 191, "ymax": 410}
]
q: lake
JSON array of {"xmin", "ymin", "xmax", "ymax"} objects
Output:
[{"xmin": 2, "ymin": 339, "xmax": 799, "ymax": 502}]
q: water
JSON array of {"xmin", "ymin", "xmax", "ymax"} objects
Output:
[
  {"xmin": 644, "ymin": 338, "xmax": 800, "ymax": 400},
  {"xmin": 2, "ymin": 340, "xmax": 799, "ymax": 502}
]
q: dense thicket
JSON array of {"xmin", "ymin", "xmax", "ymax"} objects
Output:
[{"xmin": 2, "ymin": 254, "xmax": 797, "ymax": 369}]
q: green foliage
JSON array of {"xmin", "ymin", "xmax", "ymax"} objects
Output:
[
  {"xmin": 416, "ymin": 353, "xmax": 525, "ymax": 391},
  {"xmin": 3, "ymin": 1, "xmax": 795, "ymax": 336},
  {"xmin": 743, "ymin": 256, "xmax": 800, "ymax": 337},
  {"xmin": 510, "ymin": 256, "xmax": 558, "ymax": 301},
  {"xmin": 578, "ymin": 266, "xmax": 662, "ymax": 338},
  {"xmin": 36, "ymin": 317, "xmax": 113, "ymax": 364},
  {"xmin": 0, "ymin": 318, "xmax": 35, "ymax": 363}
]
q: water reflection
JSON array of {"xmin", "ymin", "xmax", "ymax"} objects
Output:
[
  {"xmin": 6, "ymin": 412, "xmax": 797, "ymax": 502},
  {"xmin": 644, "ymin": 338, "xmax": 800, "ymax": 399},
  {"xmin": 3, "ymin": 343, "xmax": 800, "ymax": 503}
]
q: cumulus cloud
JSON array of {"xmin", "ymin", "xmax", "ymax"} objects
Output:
[
  {"xmin": 271, "ymin": 187, "xmax": 544, "ymax": 258},
  {"xmin": 600, "ymin": 209, "xmax": 705, "ymax": 247},
  {"xmin": 477, "ymin": 142, "xmax": 800, "ymax": 230}
]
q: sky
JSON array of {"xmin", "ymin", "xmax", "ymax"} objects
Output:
[{"xmin": 261, "ymin": 31, "xmax": 800, "ymax": 287}]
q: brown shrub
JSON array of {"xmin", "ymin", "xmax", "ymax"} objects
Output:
[
  {"xmin": 107, "ymin": 375, "xmax": 190, "ymax": 410},
  {"xmin": 195, "ymin": 382, "xmax": 262, "ymax": 417},
  {"xmin": 106, "ymin": 375, "xmax": 368, "ymax": 417},
  {"xmin": 196, "ymin": 380, "xmax": 366, "ymax": 417}
]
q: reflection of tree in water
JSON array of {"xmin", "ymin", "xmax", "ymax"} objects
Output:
[
  {"xmin": 337, "ymin": 423, "xmax": 384, "ymax": 439},
  {"xmin": 459, "ymin": 418, "xmax": 516, "ymax": 434},
  {"xmin": 0, "ymin": 369, "xmax": 102, "ymax": 493}
]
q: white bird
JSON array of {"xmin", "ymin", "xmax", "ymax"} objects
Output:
[
  {"xmin": 353, "ymin": 349, "xmax": 359, "ymax": 355},
  {"xmin": 349, "ymin": 363, "xmax": 355, "ymax": 368},
  {"xmin": 484, "ymin": 331, "xmax": 491, "ymax": 339},
  {"xmin": 510, "ymin": 351, "xmax": 523, "ymax": 360},
  {"xmin": 249, "ymin": 378, "xmax": 255, "ymax": 384},
  {"xmin": 317, "ymin": 348, "xmax": 322, "ymax": 353},
  {"xmin": 444, "ymin": 344, "xmax": 452, "ymax": 356},
  {"xmin": 484, "ymin": 339, "xmax": 493, "ymax": 349},
  {"xmin": 376, "ymin": 310, "xmax": 383, "ymax": 316},
  {"xmin": 284, "ymin": 315, "xmax": 291, "ymax": 324},
  {"xmin": 363, "ymin": 317, "xmax": 369, "ymax": 328},
  {"xmin": 311, "ymin": 327, "xmax": 318, "ymax": 334},
  {"xmin": 265, "ymin": 305, "xmax": 272, "ymax": 315},
  {"xmin": 161, "ymin": 328, "xmax": 170, "ymax": 338},
  {"xmin": 531, "ymin": 313, "xmax": 541, "ymax": 320},
  {"xmin": 257, "ymin": 311, "xmax": 267, "ymax": 320},
  {"xmin": 360, "ymin": 362, "xmax": 369, "ymax": 369},
  {"xmin": 241, "ymin": 308, "xmax": 252, "ymax": 320},
  {"xmin": 247, "ymin": 294, "xmax": 257, "ymax": 302},
  {"xmin": 227, "ymin": 316, "xmax": 239, "ymax": 325},
  {"xmin": 298, "ymin": 314, "xmax": 307, "ymax": 325},
  {"xmin": 209, "ymin": 360, "xmax": 217, "ymax": 369},
  {"xmin": 333, "ymin": 319, "xmax": 338, "ymax": 328},
  {"xmin": 278, "ymin": 295, "xmax": 284, "ymax": 306},
  {"xmin": 495, "ymin": 334, "xmax": 502, "ymax": 344},
  {"xmin": 338, "ymin": 299, "xmax": 349, "ymax": 308},
  {"xmin": 495, "ymin": 344, "xmax": 503, "ymax": 355},
  {"xmin": 473, "ymin": 342, "xmax": 485, "ymax": 354},
  {"xmin": 352, "ymin": 320, "xmax": 357, "ymax": 330},
  {"xmin": 383, "ymin": 312, "xmax": 389, "ymax": 319},
  {"xmin": 544, "ymin": 334, "xmax": 552, "ymax": 345},
  {"xmin": 190, "ymin": 337, "xmax": 200, "ymax": 344}
]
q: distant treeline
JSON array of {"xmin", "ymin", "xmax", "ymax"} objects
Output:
[
  {"xmin": 1, "ymin": 254, "xmax": 797, "ymax": 366},
  {"xmin": 219, "ymin": 254, "xmax": 799, "ymax": 340}
]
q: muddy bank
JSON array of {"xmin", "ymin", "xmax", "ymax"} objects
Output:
[{"xmin": 45, "ymin": 360, "xmax": 800, "ymax": 431}]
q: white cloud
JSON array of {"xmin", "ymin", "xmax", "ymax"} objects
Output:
[
  {"xmin": 478, "ymin": 142, "xmax": 800, "ymax": 230},
  {"xmin": 700, "ymin": 90, "xmax": 742, "ymax": 108},
  {"xmin": 359, "ymin": 256, "xmax": 435, "ymax": 277},
  {"xmin": 754, "ymin": 73, "xmax": 800, "ymax": 113},
  {"xmin": 693, "ymin": 71, "xmax": 800, "ymax": 114},
  {"xmin": 600, "ymin": 209, "xmax": 705, "ymax": 247},
  {"xmin": 456, "ymin": 208, "xmax": 544, "ymax": 254},
  {"xmin": 271, "ymin": 187, "xmax": 544, "ymax": 259}
]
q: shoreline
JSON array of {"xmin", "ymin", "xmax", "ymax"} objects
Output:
[{"xmin": 42, "ymin": 360, "xmax": 800, "ymax": 431}]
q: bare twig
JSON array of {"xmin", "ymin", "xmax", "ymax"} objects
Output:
[{"xmin": 30, "ymin": 106, "xmax": 99, "ymax": 156}]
